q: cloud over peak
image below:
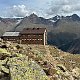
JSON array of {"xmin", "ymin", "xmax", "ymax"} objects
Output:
[{"xmin": 4, "ymin": 4, "xmax": 42, "ymax": 18}]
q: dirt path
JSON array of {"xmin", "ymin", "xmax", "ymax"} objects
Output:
[{"xmin": 44, "ymin": 45, "xmax": 58, "ymax": 67}]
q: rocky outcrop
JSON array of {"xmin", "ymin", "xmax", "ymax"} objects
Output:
[{"xmin": 0, "ymin": 56, "xmax": 49, "ymax": 80}]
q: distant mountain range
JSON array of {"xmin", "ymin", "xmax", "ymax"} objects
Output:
[{"xmin": 0, "ymin": 13, "xmax": 80, "ymax": 54}]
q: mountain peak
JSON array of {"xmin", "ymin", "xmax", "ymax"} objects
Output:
[
  {"xmin": 71, "ymin": 14, "xmax": 80, "ymax": 21},
  {"xmin": 28, "ymin": 13, "xmax": 38, "ymax": 18},
  {"xmin": 65, "ymin": 14, "xmax": 80, "ymax": 21},
  {"xmin": 72, "ymin": 14, "xmax": 79, "ymax": 17}
]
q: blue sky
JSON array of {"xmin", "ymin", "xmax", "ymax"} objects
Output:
[{"xmin": 0, "ymin": 0, "xmax": 80, "ymax": 18}]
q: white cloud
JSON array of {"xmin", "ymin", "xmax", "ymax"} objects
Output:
[
  {"xmin": 5, "ymin": 4, "xmax": 43, "ymax": 18},
  {"xmin": 6, "ymin": 5, "xmax": 30, "ymax": 18},
  {"xmin": 1, "ymin": 0, "xmax": 80, "ymax": 18},
  {"xmin": 47, "ymin": 0, "xmax": 80, "ymax": 16}
]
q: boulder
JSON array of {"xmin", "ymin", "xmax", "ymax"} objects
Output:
[
  {"xmin": 0, "ymin": 55, "xmax": 50, "ymax": 80},
  {"xmin": 72, "ymin": 67, "xmax": 80, "ymax": 79},
  {"xmin": 57, "ymin": 64, "xmax": 67, "ymax": 72}
]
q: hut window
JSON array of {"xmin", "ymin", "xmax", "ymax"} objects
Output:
[
  {"xmin": 28, "ymin": 35, "xmax": 30, "ymax": 36},
  {"xmin": 39, "ymin": 35, "xmax": 41, "ymax": 36},
  {"xmin": 33, "ymin": 35, "xmax": 35, "ymax": 36},
  {"xmin": 32, "ymin": 39, "xmax": 36, "ymax": 40},
  {"xmin": 32, "ymin": 39, "xmax": 35, "ymax": 40},
  {"xmin": 27, "ymin": 39, "xmax": 31, "ymax": 41},
  {"xmin": 40, "ymin": 39, "xmax": 42, "ymax": 41},
  {"xmin": 34, "ymin": 39, "xmax": 36, "ymax": 40},
  {"xmin": 38, "ymin": 39, "xmax": 40, "ymax": 40},
  {"xmin": 23, "ymin": 35, "xmax": 25, "ymax": 36},
  {"xmin": 27, "ymin": 39, "xmax": 29, "ymax": 40},
  {"xmin": 22, "ymin": 39, "xmax": 25, "ymax": 40},
  {"xmin": 38, "ymin": 39, "xmax": 42, "ymax": 40},
  {"xmin": 30, "ymin": 39, "xmax": 31, "ymax": 40},
  {"xmin": 22, "ymin": 39, "xmax": 26, "ymax": 40}
]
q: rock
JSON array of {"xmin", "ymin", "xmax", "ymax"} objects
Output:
[
  {"xmin": 0, "ymin": 59, "xmax": 10, "ymax": 80},
  {"xmin": 57, "ymin": 64, "xmax": 67, "ymax": 72},
  {"xmin": 16, "ymin": 45, "xmax": 21, "ymax": 49},
  {"xmin": 0, "ymin": 48, "xmax": 10, "ymax": 60},
  {"xmin": 49, "ymin": 68, "xmax": 57, "ymax": 76},
  {"xmin": 0, "ymin": 45, "xmax": 8, "ymax": 49},
  {"xmin": 5, "ymin": 41, "xmax": 11, "ymax": 48},
  {"xmin": 1, "ymin": 66, "xmax": 9, "ymax": 74},
  {"xmin": 0, "ymin": 48, "xmax": 8, "ymax": 53},
  {"xmin": 0, "ymin": 55, "xmax": 50, "ymax": 80},
  {"xmin": 12, "ymin": 47, "xmax": 17, "ymax": 51},
  {"xmin": 72, "ymin": 67, "xmax": 80, "ymax": 78},
  {"xmin": 0, "ymin": 53, "xmax": 9, "ymax": 60},
  {"xmin": 8, "ymin": 57, "xmax": 50, "ymax": 80}
]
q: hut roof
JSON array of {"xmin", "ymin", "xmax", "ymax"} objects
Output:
[
  {"xmin": 20, "ymin": 28, "xmax": 46, "ymax": 34},
  {"xmin": 3, "ymin": 32, "xmax": 20, "ymax": 36}
]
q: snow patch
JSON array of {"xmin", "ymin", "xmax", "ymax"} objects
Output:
[
  {"xmin": 16, "ymin": 19, "xmax": 22, "ymax": 24},
  {"xmin": 50, "ymin": 20, "xmax": 57, "ymax": 23},
  {"xmin": 57, "ymin": 16, "xmax": 60, "ymax": 19}
]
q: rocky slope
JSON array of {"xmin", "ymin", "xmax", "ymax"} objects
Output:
[
  {"xmin": 67, "ymin": 38, "xmax": 80, "ymax": 54},
  {"xmin": 0, "ymin": 40, "xmax": 80, "ymax": 80}
]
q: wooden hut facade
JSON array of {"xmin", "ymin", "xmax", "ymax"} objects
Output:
[{"xmin": 2, "ymin": 28, "xmax": 47, "ymax": 45}]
